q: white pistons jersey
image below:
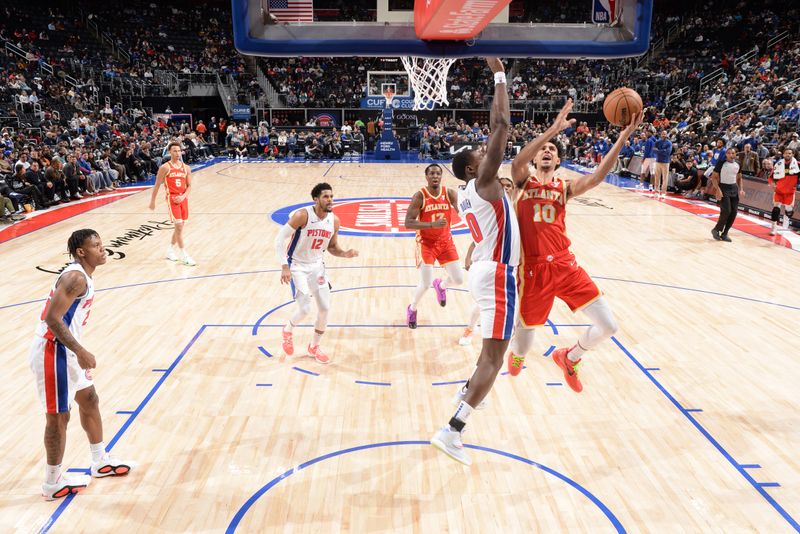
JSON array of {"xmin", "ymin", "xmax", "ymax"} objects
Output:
[
  {"xmin": 35, "ymin": 263, "xmax": 95, "ymax": 340},
  {"xmin": 458, "ymin": 179, "xmax": 520, "ymax": 266},
  {"xmin": 287, "ymin": 206, "xmax": 334, "ymax": 266}
]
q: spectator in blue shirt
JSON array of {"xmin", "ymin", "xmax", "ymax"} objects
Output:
[
  {"xmin": 653, "ymin": 130, "xmax": 673, "ymax": 198},
  {"xmin": 641, "ymin": 131, "xmax": 657, "ymax": 185}
]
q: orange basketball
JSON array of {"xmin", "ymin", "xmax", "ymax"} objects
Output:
[{"xmin": 603, "ymin": 88, "xmax": 643, "ymax": 126}]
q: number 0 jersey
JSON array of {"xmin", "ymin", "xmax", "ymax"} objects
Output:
[
  {"xmin": 458, "ymin": 179, "xmax": 520, "ymax": 266},
  {"xmin": 286, "ymin": 206, "xmax": 334, "ymax": 266},
  {"xmin": 516, "ymin": 176, "xmax": 570, "ymax": 258}
]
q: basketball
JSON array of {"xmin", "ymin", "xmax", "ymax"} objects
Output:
[{"xmin": 603, "ymin": 88, "xmax": 643, "ymax": 126}]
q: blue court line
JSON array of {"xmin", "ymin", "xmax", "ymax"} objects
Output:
[
  {"xmin": 322, "ymin": 162, "xmax": 335, "ymax": 177},
  {"xmin": 546, "ymin": 383, "xmax": 563, "ymax": 386},
  {"xmin": 354, "ymin": 380, "xmax": 392, "ymax": 387},
  {"xmin": 151, "ymin": 369, "xmax": 168, "ymax": 373},
  {"xmin": 644, "ymin": 367, "xmax": 660, "ymax": 371},
  {"xmin": 546, "ymin": 319, "xmax": 559, "ymax": 335},
  {"xmin": 611, "ymin": 336, "xmax": 799, "ymax": 531},
  {"xmin": 543, "ymin": 345, "xmax": 556, "ymax": 357},
  {"xmin": 65, "ymin": 468, "xmax": 90, "ymax": 474},
  {"xmin": 594, "ymin": 276, "xmax": 800, "ymax": 311},
  {"xmin": 115, "ymin": 410, "xmax": 135, "ymax": 415},
  {"xmin": 256, "ymin": 383, "xmax": 273, "ymax": 387},
  {"xmin": 500, "ymin": 366, "xmax": 526, "ymax": 376},
  {"xmin": 685, "ymin": 408, "xmax": 703, "ymax": 413},
  {"xmin": 741, "ymin": 464, "xmax": 762, "ymax": 469},
  {"xmin": 257, "ymin": 346, "xmax": 273, "ymax": 358},
  {"xmin": 292, "ymin": 366, "xmax": 319, "ymax": 376},
  {"xmin": 225, "ymin": 441, "xmax": 626, "ymax": 534},
  {"xmin": 432, "ymin": 380, "xmax": 467, "ymax": 386},
  {"xmin": 759, "ymin": 482, "xmax": 782, "ymax": 488}
]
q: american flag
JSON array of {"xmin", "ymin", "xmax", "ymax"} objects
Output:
[{"xmin": 269, "ymin": 0, "xmax": 313, "ymax": 22}]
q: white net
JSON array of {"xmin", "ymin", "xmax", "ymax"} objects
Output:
[{"xmin": 400, "ymin": 56, "xmax": 457, "ymax": 111}]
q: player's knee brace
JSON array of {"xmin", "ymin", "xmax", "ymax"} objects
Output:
[
  {"xmin": 419, "ymin": 265, "xmax": 434, "ymax": 288},
  {"xmin": 785, "ymin": 209, "xmax": 793, "ymax": 221},
  {"xmin": 772, "ymin": 206, "xmax": 781, "ymax": 222},
  {"xmin": 509, "ymin": 321, "xmax": 536, "ymax": 356}
]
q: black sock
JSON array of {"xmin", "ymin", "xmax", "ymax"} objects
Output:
[
  {"xmin": 772, "ymin": 206, "xmax": 781, "ymax": 222},
  {"xmin": 448, "ymin": 417, "xmax": 466, "ymax": 432}
]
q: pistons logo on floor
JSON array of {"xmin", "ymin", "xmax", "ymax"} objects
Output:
[{"xmin": 271, "ymin": 197, "xmax": 469, "ymax": 237}]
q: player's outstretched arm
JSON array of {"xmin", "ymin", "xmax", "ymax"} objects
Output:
[
  {"xmin": 476, "ymin": 58, "xmax": 509, "ymax": 194},
  {"xmin": 511, "ymin": 98, "xmax": 575, "ymax": 188},
  {"xmin": 569, "ymin": 112, "xmax": 643, "ymax": 199},
  {"xmin": 276, "ymin": 209, "xmax": 308, "ymax": 283},
  {"xmin": 149, "ymin": 164, "xmax": 167, "ymax": 210},
  {"xmin": 45, "ymin": 271, "xmax": 95, "ymax": 369},
  {"xmin": 328, "ymin": 216, "xmax": 358, "ymax": 258}
]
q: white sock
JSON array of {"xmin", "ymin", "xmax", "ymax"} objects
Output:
[
  {"xmin": 90, "ymin": 442, "xmax": 106, "ymax": 463},
  {"xmin": 46, "ymin": 464, "xmax": 61, "ymax": 484},
  {"xmin": 452, "ymin": 400, "xmax": 473, "ymax": 424},
  {"xmin": 312, "ymin": 330, "xmax": 323, "ymax": 346},
  {"xmin": 440, "ymin": 278, "xmax": 448, "ymax": 290},
  {"xmin": 568, "ymin": 342, "xmax": 585, "ymax": 361},
  {"xmin": 283, "ymin": 322, "xmax": 294, "ymax": 333}
]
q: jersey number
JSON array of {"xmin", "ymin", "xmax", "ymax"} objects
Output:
[
  {"xmin": 174, "ymin": 178, "xmax": 182, "ymax": 187},
  {"xmin": 465, "ymin": 213, "xmax": 483, "ymax": 243},
  {"xmin": 310, "ymin": 239, "xmax": 324, "ymax": 250},
  {"xmin": 532, "ymin": 204, "xmax": 556, "ymax": 224}
]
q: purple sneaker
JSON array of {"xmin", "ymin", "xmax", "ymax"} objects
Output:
[
  {"xmin": 432, "ymin": 278, "xmax": 447, "ymax": 307},
  {"xmin": 407, "ymin": 305, "xmax": 417, "ymax": 329}
]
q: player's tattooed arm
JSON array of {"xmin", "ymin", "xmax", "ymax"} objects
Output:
[{"xmin": 45, "ymin": 271, "xmax": 96, "ymax": 369}]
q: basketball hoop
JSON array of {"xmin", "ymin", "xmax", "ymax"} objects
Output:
[
  {"xmin": 383, "ymin": 89, "xmax": 395, "ymax": 109},
  {"xmin": 401, "ymin": 56, "xmax": 457, "ymax": 111}
]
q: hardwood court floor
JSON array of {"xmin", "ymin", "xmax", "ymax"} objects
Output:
[{"xmin": 1, "ymin": 161, "xmax": 798, "ymax": 533}]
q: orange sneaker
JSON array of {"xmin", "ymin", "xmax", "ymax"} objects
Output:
[
  {"xmin": 307, "ymin": 344, "xmax": 330, "ymax": 364},
  {"xmin": 552, "ymin": 348, "xmax": 582, "ymax": 392},
  {"xmin": 507, "ymin": 352, "xmax": 525, "ymax": 376},
  {"xmin": 282, "ymin": 329, "xmax": 294, "ymax": 356}
]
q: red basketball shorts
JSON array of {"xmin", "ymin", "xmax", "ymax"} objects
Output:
[
  {"xmin": 416, "ymin": 237, "xmax": 459, "ymax": 267},
  {"xmin": 518, "ymin": 250, "xmax": 601, "ymax": 327}
]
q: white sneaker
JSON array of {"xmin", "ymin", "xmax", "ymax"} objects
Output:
[
  {"xmin": 431, "ymin": 426, "xmax": 471, "ymax": 466},
  {"xmin": 452, "ymin": 385, "xmax": 487, "ymax": 410},
  {"xmin": 182, "ymin": 253, "xmax": 196, "ymax": 266},
  {"xmin": 42, "ymin": 473, "xmax": 91, "ymax": 501},
  {"xmin": 91, "ymin": 454, "xmax": 135, "ymax": 478},
  {"xmin": 770, "ymin": 222, "xmax": 777, "ymax": 236},
  {"xmin": 783, "ymin": 217, "xmax": 792, "ymax": 230},
  {"xmin": 166, "ymin": 248, "xmax": 178, "ymax": 261}
]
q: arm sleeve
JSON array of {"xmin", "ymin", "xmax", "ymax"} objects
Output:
[{"xmin": 275, "ymin": 222, "xmax": 296, "ymax": 266}]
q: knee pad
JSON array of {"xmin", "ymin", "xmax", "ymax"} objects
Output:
[
  {"xmin": 445, "ymin": 263, "xmax": 465, "ymax": 286},
  {"xmin": 419, "ymin": 265, "xmax": 434, "ymax": 288},
  {"xmin": 772, "ymin": 206, "xmax": 781, "ymax": 222}
]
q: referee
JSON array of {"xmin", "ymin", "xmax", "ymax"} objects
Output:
[{"xmin": 710, "ymin": 147, "xmax": 745, "ymax": 242}]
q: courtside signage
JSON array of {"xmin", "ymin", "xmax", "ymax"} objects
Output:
[{"xmin": 271, "ymin": 197, "xmax": 469, "ymax": 237}]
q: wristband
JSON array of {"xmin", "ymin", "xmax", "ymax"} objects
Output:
[{"xmin": 494, "ymin": 72, "xmax": 506, "ymax": 85}]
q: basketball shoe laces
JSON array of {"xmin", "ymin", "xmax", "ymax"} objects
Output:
[{"xmin": 510, "ymin": 355, "xmax": 525, "ymax": 369}]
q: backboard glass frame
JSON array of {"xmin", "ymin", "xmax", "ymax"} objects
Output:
[{"xmin": 233, "ymin": 0, "xmax": 652, "ymax": 59}]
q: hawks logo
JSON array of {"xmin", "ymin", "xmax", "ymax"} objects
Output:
[{"xmin": 272, "ymin": 197, "xmax": 469, "ymax": 237}]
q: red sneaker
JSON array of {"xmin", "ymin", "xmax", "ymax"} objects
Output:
[
  {"xmin": 282, "ymin": 329, "xmax": 294, "ymax": 356},
  {"xmin": 307, "ymin": 344, "xmax": 330, "ymax": 364},
  {"xmin": 552, "ymin": 348, "xmax": 583, "ymax": 392},
  {"xmin": 507, "ymin": 352, "xmax": 525, "ymax": 376}
]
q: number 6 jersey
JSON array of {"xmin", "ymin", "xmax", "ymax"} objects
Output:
[
  {"xmin": 516, "ymin": 176, "xmax": 570, "ymax": 258},
  {"xmin": 286, "ymin": 206, "xmax": 334, "ymax": 266}
]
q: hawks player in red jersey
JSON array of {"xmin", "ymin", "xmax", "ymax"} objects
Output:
[
  {"xmin": 149, "ymin": 141, "xmax": 196, "ymax": 265},
  {"xmin": 404, "ymin": 163, "xmax": 464, "ymax": 328},
  {"xmin": 768, "ymin": 147, "xmax": 798, "ymax": 235},
  {"xmin": 507, "ymin": 99, "xmax": 642, "ymax": 392}
]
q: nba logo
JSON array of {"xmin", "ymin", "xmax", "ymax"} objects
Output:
[{"xmin": 592, "ymin": 0, "xmax": 617, "ymax": 24}]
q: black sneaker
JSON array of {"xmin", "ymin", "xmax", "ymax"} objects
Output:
[
  {"xmin": 711, "ymin": 229, "xmax": 721, "ymax": 241},
  {"xmin": 720, "ymin": 234, "xmax": 732, "ymax": 242}
]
